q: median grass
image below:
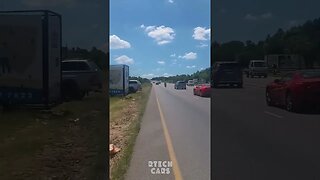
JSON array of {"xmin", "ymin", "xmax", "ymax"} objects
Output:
[{"xmin": 110, "ymin": 83, "xmax": 152, "ymax": 180}]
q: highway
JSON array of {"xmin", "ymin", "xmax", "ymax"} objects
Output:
[
  {"xmin": 212, "ymin": 76, "xmax": 320, "ymax": 180},
  {"xmin": 125, "ymin": 83, "xmax": 210, "ymax": 180}
]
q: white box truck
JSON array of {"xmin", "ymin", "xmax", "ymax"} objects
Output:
[
  {"xmin": 0, "ymin": 10, "xmax": 62, "ymax": 106},
  {"xmin": 109, "ymin": 65, "xmax": 129, "ymax": 96},
  {"xmin": 264, "ymin": 54, "xmax": 306, "ymax": 70}
]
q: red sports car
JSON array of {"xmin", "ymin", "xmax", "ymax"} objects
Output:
[
  {"xmin": 193, "ymin": 84, "xmax": 211, "ymax": 97},
  {"xmin": 266, "ymin": 70, "xmax": 320, "ymax": 112}
]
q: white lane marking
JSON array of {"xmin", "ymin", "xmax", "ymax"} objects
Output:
[{"xmin": 264, "ymin": 111, "xmax": 283, "ymax": 118}]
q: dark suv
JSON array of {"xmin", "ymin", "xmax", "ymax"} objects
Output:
[
  {"xmin": 174, "ymin": 81, "xmax": 186, "ymax": 89},
  {"xmin": 212, "ymin": 61, "xmax": 243, "ymax": 88}
]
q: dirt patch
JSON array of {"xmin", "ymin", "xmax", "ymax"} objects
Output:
[{"xmin": 0, "ymin": 93, "xmax": 107, "ymax": 180}]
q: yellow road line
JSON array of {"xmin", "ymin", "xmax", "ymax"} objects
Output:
[{"xmin": 154, "ymin": 88, "xmax": 183, "ymax": 180}]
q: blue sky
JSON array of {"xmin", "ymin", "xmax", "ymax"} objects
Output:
[
  {"xmin": 110, "ymin": 0, "xmax": 210, "ymax": 79},
  {"xmin": 213, "ymin": 0, "xmax": 320, "ymax": 43}
]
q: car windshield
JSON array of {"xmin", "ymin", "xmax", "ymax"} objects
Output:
[
  {"xmin": 129, "ymin": 81, "xmax": 137, "ymax": 84},
  {"xmin": 301, "ymin": 71, "xmax": 320, "ymax": 78},
  {"xmin": 253, "ymin": 62, "xmax": 266, "ymax": 67}
]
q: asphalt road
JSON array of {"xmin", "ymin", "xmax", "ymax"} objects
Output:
[
  {"xmin": 125, "ymin": 83, "xmax": 210, "ymax": 180},
  {"xmin": 212, "ymin": 76, "xmax": 320, "ymax": 180}
]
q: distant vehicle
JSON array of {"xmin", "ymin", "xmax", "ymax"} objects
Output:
[
  {"xmin": 187, "ymin": 80, "xmax": 194, "ymax": 86},
  {"xmin": 212, "ymin": 61, "xmax": 243, "ymax": 88},
  {"xmin": 109, "ymin": 65, "xmax": 129, "ymax": 96},
  {"xmin": 247, "ymin": 60, "xmax": 268, "ymax": 78},
  {"xmin": 193, "ymin": 84, "xmax": 211, "ymax": 97},
  {"xmin": 62, "ymin": 60, "xmax": 103, "ymax": 100},
  {"xmin": 155, "ymin": 81, "xmax": 161, "ymax": 85},
  {"xmin": 266, "ymin": 70, "xmax": 320, "ymax": 112},
  {"xmin": 129, "ymin": 80, "xmax": 142, "ymax": 93},
  {"xmin": 174, "ymin": 81, "xmax": 186, "ymax": 89}
]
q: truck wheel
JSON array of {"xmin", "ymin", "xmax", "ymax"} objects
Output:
[{"xmin": 62, "ymin": 80, "xmax": 83, "ymax": 100}]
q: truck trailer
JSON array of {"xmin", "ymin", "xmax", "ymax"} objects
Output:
[
  {"xmin": 109, "ymin": 65, "xmax": 129, "ymax": 96},
  {"xmin": 0, "ymin": 10, "xmax": 62, "ymax": 106},
  {"xmin": 264, "ymin": 54, "xmax": 306, "ymax": 71}
]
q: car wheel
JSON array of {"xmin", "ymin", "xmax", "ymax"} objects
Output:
[
  {"xmin": 286, "ymin": 93, "xmax": 299, "ymax": 112},
  {"xmin": 266, "ymin": 90, "xmax": 274, "ymax": 106}
]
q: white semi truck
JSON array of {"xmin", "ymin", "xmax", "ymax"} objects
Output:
[
  {"xmin": 0, "ymin": 10, "xmax": 62, "ymax": 106},
  {"xmin": 109, "ymin": 65, "xmax": 129, "ymax": 96}
]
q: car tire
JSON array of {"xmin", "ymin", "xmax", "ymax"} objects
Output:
[
  {"xmin": 285, "ymin": 92, "xmax": 299, "ymax": 112},
  {"xmin": 266, "ymin": 90, "xmax": 274, "ymax": 106},
  {"xmin": 62, "ymin": 80, "xmax": 83, "ymax": 100}
]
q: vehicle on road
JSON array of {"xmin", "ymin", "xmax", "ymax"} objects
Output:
[
  {"xmin": 266, "ymin": 69, "xmax": 320, "ymax": 112},
  {"xmin": 62, "ymin": 60, "xmax": 103, "ymax": 100},
  {"xmin": 247, "ymin": 60, "xmax": 268, "ymax": 78},
  {"xmin": 187, "ymin": 80, "xmax": 194, "ymax": 86},
  {"xmin": 129, "ymin": 80, "xmax": 142, "ymax": 93},
  {"xmin": 155, "ymin": 81, "xmax": 161, "ymax": 85},
  {"xmin": 193, "ymin": 84, "xmax": 211, "ymax": 97},
  {"xmin": 212, "ymin": 61, "xmax": 243, "ymax": 88},
  {"xmin": 174, "ymin": 81, "xmax": 186, "ymax": 89}
]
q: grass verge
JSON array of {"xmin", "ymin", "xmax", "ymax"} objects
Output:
[
  {"xmin": 110, "ymin": 83, "xmax": 152, "ymax": 180},
  {"xmin": 0, "ymin": 92, "xmax": 107, "ymax": 179}
]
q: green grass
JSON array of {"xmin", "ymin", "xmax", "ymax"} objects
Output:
[{"xmin": 110, "ymin": 83, "xmax": 152, "ymax": 180}]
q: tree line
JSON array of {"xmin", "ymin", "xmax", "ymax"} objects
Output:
[
  {"xmin": 213, "ymin": 17, "xmax": 320, "ymax": 68},
  {"xmin": 151, "ymin": 67, "xmax": 211, "ymax": 83}
]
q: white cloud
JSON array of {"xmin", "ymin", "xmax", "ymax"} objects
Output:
[
  {"xmin": 193, "ymin": 27, "xmax": 210, "ymax": 41},
  {"xmin": 141, "ymin": 25, "xmax": 175, "ymax": 45},
  {"xmin": 179, "ymin": 52, "xmax": 197, "ymax": 60},
  {"xmin": 186, "ymin": 65, "xmax": 196, "ymax": 69},
  {"xmin": 244, "ymin": 14, "xmax": 258, "ymax": 21},
  {"xmin": 197, "ymin": 43, "xmax": 208, "ymax": 48},
  {"xmin": 245, "ymin": 12, "xmax": 273, "ymax": 21},
  {"xmin": 110, "ymin": 35, "xmax": 131, "ymax": 49},
  {"xmin": 261, "ymin": 12, "xmax": 273, "ymax": 19},
  {"xmin": 114, "ymin": 55, "xmax": 134, "ymax": 65},
  {"xmin": 141, "ymin": 73, "xmax": 155, "ymax": 79},
  {"xmin": 163, "ymin": 73, "xmax": 172, "ymax": 77},
  {"xmin": 157, "ymin": 61, "xmax": 166, "ymax": 65},
  {"xmin": 168, "ymin": 0, "xmax": 174, "ymax": 3},
  {"xmin": 170, "ymin": 53, "xmax": 176, "ymax": 57}
]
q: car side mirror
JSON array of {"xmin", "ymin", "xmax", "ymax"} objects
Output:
[{"xmin": 274, "ymin": 79, "xmax": 280, "ymax": 83}]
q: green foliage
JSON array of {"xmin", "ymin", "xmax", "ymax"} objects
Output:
[
  {"xmin": 151, "ymin": 68, "xmax": 211, "ymax": 83},
  {"xmin": 62, "ymin": 46, "xmax": 108, "ymax": 70},
  {"xmin": 214, "ymin": 17, "xmax": 320, "ymax": 68}
]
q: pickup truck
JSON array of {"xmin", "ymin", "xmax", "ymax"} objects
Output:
[
  {"xmin": 246, "ymin": 60, "xmax": 268, "ymax": 78},
  {"xmin": 62, "ymin": 59, "xmax": 103, "ymax": 100}
]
